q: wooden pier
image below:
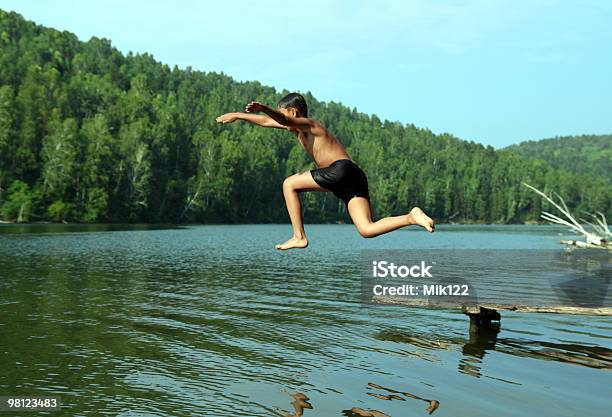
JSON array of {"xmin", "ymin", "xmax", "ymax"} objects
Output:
[{"xmin": 372, "ymin": 296, "xmax": 612, "ymax": 334}]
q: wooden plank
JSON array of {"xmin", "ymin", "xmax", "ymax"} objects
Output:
[
  {"xmin": 372, "ymin": 295, "xmax": 612, "ymax": 316},
  {"xmin": 362, "ymin": 250, "xmax": 611, "ymax": 317}
]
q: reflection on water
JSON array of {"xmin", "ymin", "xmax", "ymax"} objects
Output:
[
  {"xmin": 343, "ymin": 408, "xmax": 390, "ymax": 417},
  {"xmin": 367, "ymin": 382, "xmax": 440, "ymax": 414},
  {"xmin": 338, "ymin": 382, "xmax": 440, "ymax": 417},
  {"xmin": 460, "ymin": 323, "xmax": 501, "ymax": 378},
  {"xmin": 0, "ymin": 224, "xmax": 610, "ymax": 417},
  {"xmin": 495, "ymin": 338, "xmax": 612, "ymax": 369},
  {"xmin": 377, "ymin": 323, "xmax": 611, "ymax": 380},
  {"xmin": 280, "ymin": 392, "xmax": 313, "ymax": 417}
]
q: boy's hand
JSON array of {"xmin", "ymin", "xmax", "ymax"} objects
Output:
[
  {"xmin": 245, "ymin": 101, "xmax": 265, "ymax": 113},
  {"xmin": 216, "ymin": 113, "xmax": 238, "ymax": 124}
]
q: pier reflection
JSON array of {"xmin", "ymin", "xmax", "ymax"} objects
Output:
[{"xmin": 375, "ymin": 325, "xmax": 612, "ymax": 379}]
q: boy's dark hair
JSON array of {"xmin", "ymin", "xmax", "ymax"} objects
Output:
[{"xmin": 278, "ymin": 92, "xmax": 308, "ymax": 117}]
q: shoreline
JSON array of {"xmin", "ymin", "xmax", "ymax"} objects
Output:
[{"xmin": 0, "ymin": 220, "xmax": 558, "ymax": 226}]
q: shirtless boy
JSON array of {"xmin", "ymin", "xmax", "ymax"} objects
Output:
[{"xmin": 216, "ymin": 92, "xmax": 434, "ymax": 250}]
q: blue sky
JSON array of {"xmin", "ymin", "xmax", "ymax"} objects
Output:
[{"xmin": 3, "ymin": 0, "xmax": 611, "ymax": 147}]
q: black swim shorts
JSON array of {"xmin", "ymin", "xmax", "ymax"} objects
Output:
[{"xmin": 310, "ymin": 159, "xmax": 370, "ymax": 205}]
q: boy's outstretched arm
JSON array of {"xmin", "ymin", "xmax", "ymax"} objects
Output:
[
  {"xmin": 245, "ymin": 101, "xmax": 314, "ymax": 132},
  {"xmin": 215, "ymin": 112, "xmax": 287, "ymax": 129}
]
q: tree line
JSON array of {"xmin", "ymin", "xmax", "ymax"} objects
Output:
[
  {"xmin": 506, "ymin": 134, "xmax": 611, "ymax": 183},
  {"xmin": 0, "ymin": 10, "xmax": 610, "ymax": 224}
]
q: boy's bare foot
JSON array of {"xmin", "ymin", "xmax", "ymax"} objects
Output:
[
  {"xmin": 275, "ymin": 236, "xmax": 309, "ymax": 250},
  {"xmin": 408, "ymin": 207, "xmax": 435, "ymax": 233}
]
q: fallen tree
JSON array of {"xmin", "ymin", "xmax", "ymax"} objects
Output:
[{"xmin": 523, "ymin": 182, "xmax": 611, "ymax": 250}]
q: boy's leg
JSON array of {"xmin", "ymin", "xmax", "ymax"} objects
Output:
[
  {"xmin": 347, "ymin": 197, "xmax": 435, "ymax": 238},
  {"xmin": 277, "ymin": 171, "xmax": 330, "ymax": 250}
]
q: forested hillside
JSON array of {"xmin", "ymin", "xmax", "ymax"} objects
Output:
[
  {"xmin": 0, "ymin": 10, "xmax": 610, "ymax": 224},
  {"xmin": 506, "ymin": 135, "xmax": 611, "ymax": 182}
]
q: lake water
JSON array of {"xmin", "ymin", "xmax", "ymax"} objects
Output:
[{"xmin": 0, "ymin": 224, "xmax": 610, "ymax": 416}]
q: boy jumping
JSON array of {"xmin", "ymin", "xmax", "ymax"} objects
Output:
[{"xmin": 216, "ymin": 93, "xmax": 434, "ymax": 250}]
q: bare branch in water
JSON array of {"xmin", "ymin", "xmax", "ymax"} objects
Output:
[
  {"xmin": 582, "ymin": 211, "xmax": 612, "ymax": 238},
  {"xmin": 523, "ymin": 182, "xmax": 610, "ymax": 249}
]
